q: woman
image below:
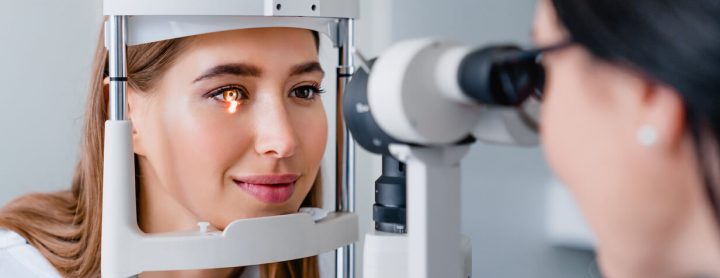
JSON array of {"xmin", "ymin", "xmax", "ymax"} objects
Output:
[
  {"xmin": 0, "ymin": 26, "xmax": 330, "ymax": 277},
  {"xmin": 535, "ymin": 0, "xmax": 720, "ymax": 277}
]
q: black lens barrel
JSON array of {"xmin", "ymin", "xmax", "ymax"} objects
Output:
[
  {"xmin": 373, "ymin": 155, "xmax": 407, "ymax": 234},
  {"xmin": 458, "ymin": 45, "xmax": 544, "ymax": 106}
]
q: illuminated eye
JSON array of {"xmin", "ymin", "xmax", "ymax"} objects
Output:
[
  {"xmin": 208, "ymin": 86, "xmax": 246, "ymax": 103},
  {"xmin": 207, "ymin": 86, "xmax": 247, "ymax": 114},
  {"xmin": 223, "ymin": 89, "xmax": 241, "ymax": 102}
]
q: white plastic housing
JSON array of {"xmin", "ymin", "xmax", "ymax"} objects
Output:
[
  {"xmin": 368, "ymin": 38, "xmax": 540, "ymax": 146},
  {"xmin": 363, "ymin": 231, "xmax": 472, "ymax": 278},
  {"xmin": 388, "ymin": 144, "xmax": 471, "ymax": 278},
  {"xmin": 103, "ymin": 0, "xmax": 358, "ymax": 46},
  {"xmin": 119, "ymin": 16, "xmax": 338, "ymax": 46},
  {"xmin": 368, "ymin": 39, "xmax": 485, "ymax": 145},
  {"xmin": 363, "ymin": 231, "xmax": 407, "ymax": 278},
  {"xmin": 104, "ymin": 0, "xmax": 358, "ymax": 18}
]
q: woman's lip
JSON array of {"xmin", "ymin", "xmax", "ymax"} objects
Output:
[
  {"xmin": 232, "ymin": 174, "xmax": 299, "ymax": 203},
  {"xmin": 234, "ymin": 181, "xmax": 296, "ymax": 203},
  {"xmin": 232, "ymin": 174, "xmax": 300, "ymax": 185}
]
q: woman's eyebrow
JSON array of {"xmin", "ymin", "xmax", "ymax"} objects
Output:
[
  {"xmin": 193, "ymin": 63, "xmax": 262, "ymax": 83},
  {"xmin": 290, "ymin": 61, "xmax": 325, "ymax": 77}
]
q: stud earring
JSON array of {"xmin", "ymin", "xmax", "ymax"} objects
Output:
[{"xmin": 636, "ymin": 124, "xmax": 658, "ymax": 147}]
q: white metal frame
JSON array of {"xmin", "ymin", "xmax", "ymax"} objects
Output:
[{"xmin": 102, "ymin": 1, "xmax": 358, "ymax": 277}]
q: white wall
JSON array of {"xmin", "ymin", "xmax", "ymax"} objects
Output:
[{"xmin": 0, "ymin": 0, "xmax": 102, "ymax": 204}]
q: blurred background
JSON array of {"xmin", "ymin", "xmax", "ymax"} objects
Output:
[{"xmin": 0, "ymin": 0, "xmax": 599, "ymax": 277}]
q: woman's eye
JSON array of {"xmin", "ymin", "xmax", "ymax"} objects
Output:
[
  {"xmin": 208, "ymin": 86, "xmax": 247, "ymax": 103},
  {"xmin": 290, "ymin": 85, "xmax": 324, "ymax": 100}
]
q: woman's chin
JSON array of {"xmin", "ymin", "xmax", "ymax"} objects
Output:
[{"xmin": 219, "ymin": 202, "xmax": 300, "ymax": 223}]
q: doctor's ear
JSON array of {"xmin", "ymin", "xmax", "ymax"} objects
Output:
[{"xmin": 637, "ymin": 81, "xmax": 686, "ymax": 152}]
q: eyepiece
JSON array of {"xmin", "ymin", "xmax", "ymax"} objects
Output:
[{"xmin": 458, "ymin": 46, "xmax": 545, "ymax": 106}]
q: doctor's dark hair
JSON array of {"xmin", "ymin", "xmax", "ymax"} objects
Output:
[
  {"xmin": 550, "ymin": 0, "xmax": 720, "ymax": 218},
  {"xmin": 0, "ymin": 28, "xmax": 322, "ymax": 277}
]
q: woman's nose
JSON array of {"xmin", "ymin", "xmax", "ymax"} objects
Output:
[{"xmin": 253, "ymin": 99, "xmax": 298, "ymax": 159}]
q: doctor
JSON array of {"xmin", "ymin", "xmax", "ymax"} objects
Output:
[{"xmin": 535, "ymin": 0, "xmax": 720, "ymax": 277}]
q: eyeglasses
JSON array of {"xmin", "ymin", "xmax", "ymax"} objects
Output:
[{"xmin": 500, "ymin": 40, "xmax": 573, "ymax": 102}]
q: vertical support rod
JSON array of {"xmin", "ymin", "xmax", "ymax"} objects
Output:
[
  {"xmin": 389, "ymin": 145, "xmax": 469, "ymax": 278},
  {"xmin": 103, "ymin": 15, "xmax": 133, "ymax": 278},
  {"xmin": 108, "ymin": 15, "xmax": 127, "ymax": 121},
  {"xmin": 407, "ymin": 157, "xmax": 461, "ymax": 278},
  {"xmin": 335, "ymin": 18, "xmax": 356, "ymax": 278}
]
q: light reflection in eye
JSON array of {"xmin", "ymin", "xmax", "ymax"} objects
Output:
[
  {"xmin": 228, "ymin": 100, "xmax": 239, "ymax": 114},
  {"xmin": 220, "ymin": 88, "xmax": 241, "ymax": 114}
]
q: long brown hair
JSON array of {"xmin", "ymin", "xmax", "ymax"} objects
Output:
[{"xmin": 0, "ymin": 25, "xmax": 322, "ymax": 278}]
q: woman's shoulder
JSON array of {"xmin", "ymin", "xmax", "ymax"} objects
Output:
[{"xmin": 0, "ymin": 228, "xmax": 62, "ymax": 278}]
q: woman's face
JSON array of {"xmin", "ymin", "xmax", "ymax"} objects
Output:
[
  {"xmin": 534, "ymin": 0, "xmax": 703, "ymax": 276},
  {"xmin": 129, "ymin": 28, "xmax": 327, "ymax": 230}
]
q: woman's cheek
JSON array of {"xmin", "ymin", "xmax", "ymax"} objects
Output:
[
  {"xmin": 168, "ymin": 104, "xmax": 253, "ymax": 192},
  {"xmin": 291, "ymin": 103, "xmax": 328, "ymax": 161},
  {"xmin": 308, "ymin": 107, "xmax": 328, "ymax": 163}
]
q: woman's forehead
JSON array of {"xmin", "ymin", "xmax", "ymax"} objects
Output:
[{"xmin": 178, "ymin": 28, "xmax": 319, "ymax": 72}]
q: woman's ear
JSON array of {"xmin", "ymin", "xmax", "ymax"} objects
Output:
[
  {"xmin": 107, "ymin": 77, "xmax": 148, "ymax": 157},
  {"xmin": 127, "ymin": 86, "xmax": 148, "ymax": 157},
  {"xmin": 103, "ymin": 77, "xmax": 109, "ymax": 92}
]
